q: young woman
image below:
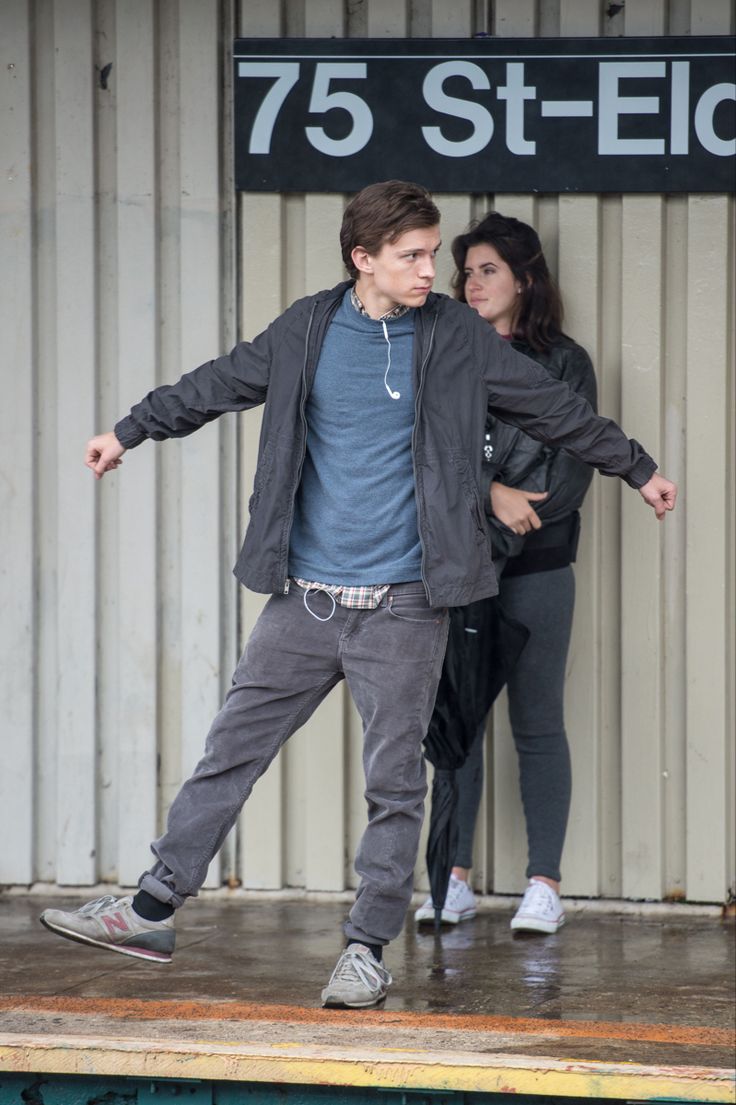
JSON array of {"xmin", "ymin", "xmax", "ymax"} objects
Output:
[{"xmin": 416, "ymin": 211, "xmax": 596, "ymax": 934}]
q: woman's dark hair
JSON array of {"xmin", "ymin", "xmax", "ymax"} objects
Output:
[
  {"xmin": 451, "ymin": 211, "xmax": 564, "ymax": 352},
  {"xmin": 340, "ymin": 180, "xmax": 441, "ymax": 279}
]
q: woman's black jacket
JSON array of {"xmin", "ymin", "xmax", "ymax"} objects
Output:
[{"xmin": 481, "ymin": 335, "xmax": 597, "ymax": 566}]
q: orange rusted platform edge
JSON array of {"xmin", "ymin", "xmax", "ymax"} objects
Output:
[{"xmin": 1, "ymin": 995, "xmax": 734, "ymax": 1103}]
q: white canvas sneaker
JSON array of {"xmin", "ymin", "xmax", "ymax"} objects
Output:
[
  {"xmin": 510, "ymin": 879, "xmax": 565, "ymax": 934},
  {"xmin": 415, "ymin": 874, "xmax": 477, "ymax": 924}
]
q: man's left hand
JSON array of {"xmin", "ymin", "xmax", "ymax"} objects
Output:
[{"xmin": 638, "ymin": 474, "xmax": 678, "ymax": 519}]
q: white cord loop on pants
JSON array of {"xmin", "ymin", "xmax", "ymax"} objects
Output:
[{"xmin": 303, "ymin": 586, "xmax": 337, "ymax": 622}]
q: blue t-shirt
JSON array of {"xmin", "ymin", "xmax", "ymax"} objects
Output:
[{"xmin": 288, "ymin": 291, "xmax": 422, "ymax": 585}]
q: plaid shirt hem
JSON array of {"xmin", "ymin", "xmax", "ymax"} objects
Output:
[{"xmin": 292, "ymin": 578, "xmax": 391, "ymax": 610}]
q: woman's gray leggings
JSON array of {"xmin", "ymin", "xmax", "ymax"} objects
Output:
[{"xmin": 454, "ymin": 565, "xmax": 575, "ymax": 883}]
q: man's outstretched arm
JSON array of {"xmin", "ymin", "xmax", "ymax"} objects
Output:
[
  {"xmin": 84, "ymin": 315, "xmax": 279, "ymax": 480},
  {"xmin": 472, "ymin": 318, "xmax": 678, "ymax": 521}
]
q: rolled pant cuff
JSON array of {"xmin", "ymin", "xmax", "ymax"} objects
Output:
[
  {"xmin": 138, "ymin": 872, "xmax": 186, "ymax": 909},
  {"xmin": 343, "ymin": 920, "xmax": 387, "ymax": 947}
]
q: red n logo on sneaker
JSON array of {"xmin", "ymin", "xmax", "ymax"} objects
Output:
[{"xmin": 102, "ymin": 912, "xmax": 129, "ymax": 936}]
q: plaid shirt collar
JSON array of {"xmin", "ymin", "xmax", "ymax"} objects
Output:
[{"xmin": 350, "ymin": 286, "xmax": 411, "ymax": 322}]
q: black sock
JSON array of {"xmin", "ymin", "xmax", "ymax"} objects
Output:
[
  {"xmin": 132, "ymin": 890, "xmax": 175, "ymax": 922},
  {"xmin": 347, "ymin": 939, "xmax": 382, "ymax": 962}
]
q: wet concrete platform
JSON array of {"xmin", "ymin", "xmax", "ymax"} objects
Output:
[{"xmin": 0, "ymin": 891, "xmax": 734, "ymax": 1101}]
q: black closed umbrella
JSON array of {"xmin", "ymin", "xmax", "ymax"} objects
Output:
[{"xmin": 422, "ymin": 596, "xmax": 529, "ymax": 930}]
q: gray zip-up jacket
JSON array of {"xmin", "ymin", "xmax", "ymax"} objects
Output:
[{"xmin": 114, "ymin": 281, "xmax": 656, "ymax": 607}]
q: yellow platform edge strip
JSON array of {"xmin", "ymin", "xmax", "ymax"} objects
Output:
[{"xmin": 0, "ymin": 1035, "xmax": 734, "ymax": 1103}]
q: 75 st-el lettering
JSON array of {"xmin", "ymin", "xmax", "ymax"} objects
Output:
[{"xmin": 238, "ymin": 58, "xmax": 735, "ymax": 159}]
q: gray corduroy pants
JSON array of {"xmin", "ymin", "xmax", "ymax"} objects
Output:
[{"xmin": 139, "ymin": 581, "xmax": 449, "ymax": 946}]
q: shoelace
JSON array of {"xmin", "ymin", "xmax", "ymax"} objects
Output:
[
  {"xmin": 445, "ymin": 878, "xmax": 471, "ymax": 908},
  {"xmin": 330, "ymin": 948, "xmax": 391, "ymax": 990},
  {"xmin": 444, "ymin": 879, "xmax": 461, "ymax": 906},
  {"xmin": 521, "ymin": 882, "xmax": 559, "ymax": 917},
  {"xmin": 423, "ymin": 878, "xmax": 470, "ymax": 911},
  {"xmin": 77, "ymin": 895, "xmax": 120, "ymax": 915}
]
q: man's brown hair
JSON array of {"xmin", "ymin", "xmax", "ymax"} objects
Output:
[{"xmin": 340, "ymin": 180, "xmax": 441, "ymax": 279}]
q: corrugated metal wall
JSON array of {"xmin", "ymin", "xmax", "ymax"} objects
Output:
[{"xmin": 1, "ymin": 0, "xmax": 733, "ymax": 904}]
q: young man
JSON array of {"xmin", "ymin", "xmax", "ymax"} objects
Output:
[{"xmin": 40, "ymin": 181, "xmax": 676, "ymax": 1008}]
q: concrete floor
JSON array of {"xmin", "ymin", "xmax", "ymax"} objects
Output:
[{"xmin": 0, "ymin": 892, "xmax": 734, "ymax": 1098}]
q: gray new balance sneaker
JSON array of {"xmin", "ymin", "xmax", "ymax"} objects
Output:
[
  {"xmin": 321, "ymin": 944, "xmax": 392, "ymax": 1008},
  {"xmin": 40, "ymin": 895, "xmax": 175, "ymax": 962}
]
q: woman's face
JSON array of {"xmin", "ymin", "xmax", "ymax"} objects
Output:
[{"xmin": 463, "ymin": 243, "xmax": 523, "ymax": 335}]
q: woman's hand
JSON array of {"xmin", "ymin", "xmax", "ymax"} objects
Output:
[{"xmin": 490, "ymin": 481, "xmax": 548, "ymax": 535}]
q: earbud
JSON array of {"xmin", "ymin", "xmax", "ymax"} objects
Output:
[{"xmin": 387, "ymin": 387, "xmax": 401, "ymax": 400}]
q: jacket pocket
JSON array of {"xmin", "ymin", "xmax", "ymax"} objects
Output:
[
  {"xmin": 387, "ymin": 592, "xmax": 446, "ymax": 624},
  {"xmin": 248, "ymin": 439, "xmax": 275, "ymax": 515},
  {"xmin": 449, "ymin": 451, "xmax": 487, "ymax": 541}
]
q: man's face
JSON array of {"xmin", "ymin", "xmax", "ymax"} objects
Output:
[{"xmin": 356, "ymin": 225, "xmax": 442, "ymax": 310}]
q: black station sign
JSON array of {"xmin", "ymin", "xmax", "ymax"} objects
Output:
[{"xmin": 233, "ymin": 36, "xmax": 735, "ymax": 193}]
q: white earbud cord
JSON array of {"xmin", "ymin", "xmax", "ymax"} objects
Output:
[
  {"xmin": 381, "ymin": 320, "xmax": 400, "ymax": 400},
  {"xmin": 303, "ymin": 586, "xmax": 336, "ymax": 622}
]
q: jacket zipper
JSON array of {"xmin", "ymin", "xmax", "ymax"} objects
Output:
[{"xmin": 412, "ymin": 310, "xmax": 439, "ymax": 606}]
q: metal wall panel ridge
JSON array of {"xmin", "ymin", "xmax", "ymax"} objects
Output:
[
  {"xmin": 52, "ymin": 0, "xmax": 98, "ymax": 885},
  {"xmin": 0, "ymin": 0, "xmax": 35, "ymax": 885},
  {"xmin": 1, "ymin": 0, "xmax": 733, "ymax": 907},
  {"xmin": 114, "ymin": 0, "xmax": 158, "ymax": 889}
]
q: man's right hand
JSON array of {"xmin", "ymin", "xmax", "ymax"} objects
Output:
[{"xmin": 85, "ymin": 432, "xmax": 126, "ymax": 480}]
